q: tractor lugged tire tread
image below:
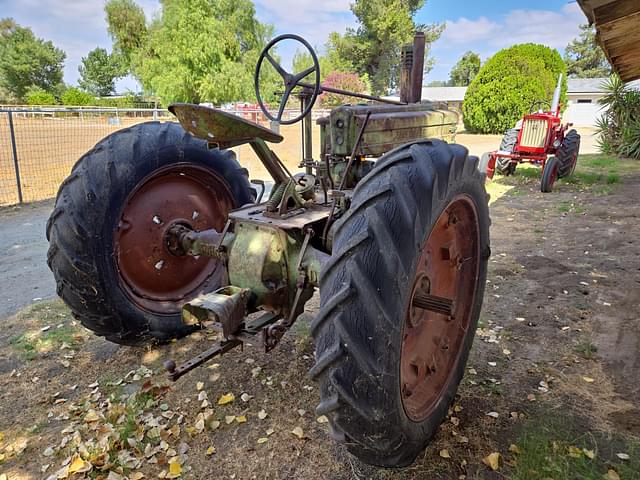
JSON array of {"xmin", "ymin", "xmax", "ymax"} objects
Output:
[
  {"xmin": 46, "ymin": 121, "xmax": 252, "ymax": 345},
  {"xmin": 540, "ymin": 156, "xmax": 559, "ymax": 193},
  {"xmin": 557, "ymin": 129, "xmax": 580, "ymax": 178},
  {"xmin": 496, "ymin": 128, "xmax": 518, "ymax": 175},
  {"xmin": 311, "ymin": 139, "xmax": 490, "ymax": 467}
]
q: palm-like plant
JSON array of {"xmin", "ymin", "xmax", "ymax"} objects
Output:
[{"xmin": 596, "ymin": 75, "xmax": 640, "ymax": 159}]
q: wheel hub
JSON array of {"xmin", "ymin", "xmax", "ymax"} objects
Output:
[
  {"xmin": 114, "ymin": 164, "xmax": 234, "ymax": 314},
  {"xmin": 400, "ymin": 195, "xmax": 480, "ymax": 422}
]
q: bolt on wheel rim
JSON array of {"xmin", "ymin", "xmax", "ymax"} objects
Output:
[
  {"xmin": 400, "ymin": 194, "xmax": 481, "ymax": 422},
  {"xmin": 114, "ymin": 164, "xmax": 234, "ymax": 314}
]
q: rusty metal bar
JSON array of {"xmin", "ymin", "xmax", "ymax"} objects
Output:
[
  {"xmin": 297, "ymin": 81, "xmax": 407, "ymax": 106},
  {"xmin": 338, "ymin": 111, "xmax": 372, "ymax": 190},
  {"xmin": 165, "ymin": 339, "xmax": 241, "ymax": 381},
  {"xmin": 7, "ymin": 111, "xmax": 23, "ymax": 204},
  {"xmin": 412, "ymin": 292, "xmax": 453, "ymax": 317},
  {"xmin": 410, "ymin": 32, "xmax": 426, "ymax": 103}
]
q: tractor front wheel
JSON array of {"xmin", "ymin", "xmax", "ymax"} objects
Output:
[
  {"xmin": 541, "ymin": 156, "xmax": 560, "ymax": 193},
  {"xmin": 557, "ymin": 129, "xmax": 581, "ymax": 178},
  {"xmin": 311, "ymin": 140, "xmax": 490, "ymax": 467},
  {"xmin": 46, "ymin": 122, "xmax": 253, "ymax": 345}
]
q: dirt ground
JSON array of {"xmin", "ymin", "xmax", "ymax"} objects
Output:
[{"xmin": 0, "ymin": 153, "xmax": 638, "ymax": 480}]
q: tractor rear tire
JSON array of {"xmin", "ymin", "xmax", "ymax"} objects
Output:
[
  {"xmin": 311, "ymin": 140, "xmax": 490, "ymax": 467},
  {"xmin": 540, "ymin": 156, "xmax": 560, "ymax": 193},
  {"xmin": 46, "ymin": 122, "xmax": 253, "ymax": 345},
  {"xmin": 496, "ymin": 128, "xmax": 518, "ymax": 175},
  {"xmin": 557, "ymin": 129, "xmax": 581, "ymax": 178}
]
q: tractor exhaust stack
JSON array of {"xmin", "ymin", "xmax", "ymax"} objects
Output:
[
  {"xmin": 550, "ymin": 73, "xmax": 563, "ymax": 115},
  {"xmin": 400, "ymin": 32, "xmax": 426, "ymax": 104}
]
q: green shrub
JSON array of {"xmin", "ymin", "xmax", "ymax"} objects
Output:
[
  {"xmin": 596, "ymin": 75, "xmax": 640, "ymax": 159},
  {"xmin": 24, "ymin": 86, "xmax": 57, "ymax": 105},
  {"xmin": 463, "ymin": 44, "xmax": 567, "ymax": 134},
  {"xmin": 61, "ymin": 87, "xmax": 95, "ymax": 106}
]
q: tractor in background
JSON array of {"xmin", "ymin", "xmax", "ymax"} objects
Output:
[{"xmin": 480, "ymin": 74, "xmax": 581, "ymax": 192}]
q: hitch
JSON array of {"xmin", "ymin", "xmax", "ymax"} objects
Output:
[{"xmin": 183, "ymin": 286, "xmax": 252, "ymax": 338}]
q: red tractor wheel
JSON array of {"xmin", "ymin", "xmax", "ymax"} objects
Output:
[
  {"xmin": 311, "ymin": 140, "xmax": 490, "ymax": 467},
  {"xmin": 541, "ymin": 156, "xmax": 560, "ymax": 193},
  {"xmin": 46, "ymin": 122, "xmax": 253, "ymax": 345}
]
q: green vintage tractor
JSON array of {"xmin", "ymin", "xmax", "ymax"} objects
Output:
[{"xmin": 46, "ymin": 34, "xmax": 490, "ymax": 467}]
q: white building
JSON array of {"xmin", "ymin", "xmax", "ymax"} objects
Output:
[{"xmin": 415, "ymin": 78, "xmax": 640, "ymax": 128}]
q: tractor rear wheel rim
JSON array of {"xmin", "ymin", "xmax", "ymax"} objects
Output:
[
  {"xmin": 400, "ymin": 195, "xmax": 480, "ymax": 422},
  {"xmin": 115, "ymin": 164, "xmax": 234, "ymax": 314}
]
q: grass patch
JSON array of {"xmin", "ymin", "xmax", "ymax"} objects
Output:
[
  {"xmin": 574, "ymin": 341, "xmax": 598, "ymax": 359},
  {"xmin": 509, "ymin": 409, "xmax": 639, "ymax": 480},
  {"xmin": 557, "ymin": 201, "xmax": 585, "ymax": 214},
  {"xmin": 9, "ymin": 299, "xmax": 84, "ymax": 360}
]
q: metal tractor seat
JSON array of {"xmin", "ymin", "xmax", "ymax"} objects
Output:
[{"xmin": 169, "ymin": 103, "xmax": 284, "ymax": 148}]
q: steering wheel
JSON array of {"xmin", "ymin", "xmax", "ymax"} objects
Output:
[
  {"xmin": 529, "ymin": 100, "xmax": 551, "ymax": 113},
  {"xmin": 254, "ymin": 34, "xmax": 321, "ymax": 125}
]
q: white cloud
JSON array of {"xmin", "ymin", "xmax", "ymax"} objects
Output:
[{"xmin": 440, "ymin": 3, "xmax": 583, "ymax": 50}]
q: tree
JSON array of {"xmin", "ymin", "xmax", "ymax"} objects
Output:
[
  {"xmin": 326, "ymin": 0, "xmax": 444, "ymax": 95},
  {"xmin": 25, "ymin": 85, "xmax": 57, "ymax": 105},
  {"xmin": 105, "ymin": 0, "xmax": 278, "ymax": 104},
  {"xmin": 104, "ymin": 0, "xmax": 147, "ymax": 73},
  {"xmin": 320, "ymin": 71, "xmax": 367, "ymax": 106},
  {"xmin": 61, "ymin": 87, "xmax": 95, "ymax": 105},
  {"xmin": 463, "ymin": 44, "xmax": 567, "ymax": 134},
  {"xmin": 79, "ymin": 47, "xmax": 122, "ymax": 96},
  {"xmin": 564, "ymin": 24, "xmax": 611, "ymax": 78},
  {"xmin": 0, "ymin": 18, "xmax": 66, "ymax": 99},
  {"xmin": 449, "ymin": 51, "xmax": 480, "ymax": 86}
]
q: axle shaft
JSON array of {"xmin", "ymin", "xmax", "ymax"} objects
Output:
[{"xmin": 412, "ymin": 292, "xmax": 453, "ymax": 317}]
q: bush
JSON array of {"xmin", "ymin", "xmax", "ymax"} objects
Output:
[
  {"xmin": 462, "ymin": 44, "xmax": 567, "ymax": 134},
  {"xmin": 596, "ymin": 75, "xmax": 640, "ymax": 159},
  {"xmin": 25, "ymin": 86, "xmax": 57, "ymax": 105},
  {"xmin": 319, "ymin": 71, "xmax": 368, "ymax": 107},
  {"xmin": 61, "ymin": 87, "xmax": 95, "ymax": 106}
]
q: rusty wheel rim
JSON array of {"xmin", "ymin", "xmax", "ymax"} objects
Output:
[
  {"xmin": 115, "ymin": 164, "xmax": 234, "ymax": 314},
  {"xmin": 400, "ymin": 195, "xmax": 480, "ymax": 422}
]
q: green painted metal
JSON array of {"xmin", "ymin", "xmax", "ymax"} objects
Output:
[{"xmin": 321, "ymin": 103, "xmax": 459, "ymax": 158}]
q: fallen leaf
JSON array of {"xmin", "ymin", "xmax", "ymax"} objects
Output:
[
  {"xmin": 604, "ymin": 470, "xmax": 620, "ymax": 480},
  {"xmin": 582, "ymin": 377, "xmax": 595, "ymax": 383},
  {"xmin": 236, "ymin": 415, "xmax": 247, "ymax": 424},
  {"xmin": 486, "ymin": 411, "xmax": 499, "ymax": 418},
  {"xmin": 503, "ymin": 349, "xmax": 511, "ymax": 355},
  {"xmin": 266, "ymin": 428, "xmax": 275, "ymax": 436},
  {"xmin": 68, "ymin": 454, "xmax": 92, "ymax": 474},
  {"xmin": 316, "ymin": 415, "xmax": 329, "ymax": 424},
  {"xmin": 206, "ymin": 446, "xmax": 216, "ymax": 456},
  {"xmin": 241, "ymin": 393, "xmax": 252, "ymax": 403},
  {"xmin": 583, "ymin": 449, "xmax": 595, "ymax": 459},
  {"xmin": 258, "ymin": 409, "xmax": 268, "ymax": 420},
  {"xmin": 439, "ymin": 449, "xmax": 451, "ymax": 459},
  {"xmin": 483, "ymin": 452, "xmax": 500, "ymax": 471},
  {"xmin": 615, "ymin": 453, "xmax": 630, "ymax": 460},
  {"xmin": 84, "ymin": 410, "xmax": 100, "ymax": 422},
  {"xmin": 257, "ymin": 437, "xmax": 268, "ymax": 444},
  {"xmin": 568, "ymin": 446, "xmax": 583, "ymax": 458},
  {"xmin": 225, "ymin": 415, "xmax": 236, "ymax": 424},
  {"xmin": 43, "ymin": 446, "xmax": 55, "ymax": 457},
  {"xmin": 168, "ymin": 459, "xmax": 182, "ymax": 478},
  {"xmin": 508, "ymin": 444, "xmax": 522, "ymax": 454},
  {"xmin": 218, "ymin": 393, "xmax": 235, "ymax": 405},
  {"xmin": 291, "ymin": 427, "xmax": 305, "ymax": 439},
  {"xmin": 196, "ymin": 381, "xmax": 204, "ymax": 391}
]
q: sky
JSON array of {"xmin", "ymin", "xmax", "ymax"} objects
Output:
[{"xmin": 0, "ymin": 0, "xmax": 588, "ymax": 93}]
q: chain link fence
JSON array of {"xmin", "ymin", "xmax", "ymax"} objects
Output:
[{"xmin": 0, "ymin": 106, "xmax": 326, "ymax": 207}]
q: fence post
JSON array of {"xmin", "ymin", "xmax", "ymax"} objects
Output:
[{"xmin": 7, "ymin": 111, "xmax": 23, "ymax": 204}]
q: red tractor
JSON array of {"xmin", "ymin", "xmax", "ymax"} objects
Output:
[{"xmin": 480, "ymin": 74, "xmax": 581, "ymax": 192}]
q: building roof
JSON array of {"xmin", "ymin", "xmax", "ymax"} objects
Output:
[
  {"xmin": 568, "ymin": 77, "xmax": 640, "ymax": 93},
  {"xmin": 421, "ymin": 86, "xmax": 467, "ymax": 102},
  {"xmin": 578, "ymin": 0, "xmax": 640, "ymax": 82}
]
